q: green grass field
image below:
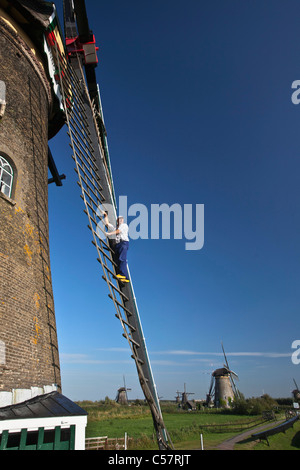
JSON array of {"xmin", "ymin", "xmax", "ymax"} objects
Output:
[{"xmin": 78, "ymin": 400, "xmax": 300, "ymax": 450}]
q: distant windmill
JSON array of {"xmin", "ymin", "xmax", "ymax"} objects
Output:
[
  {"xmin": 175, "ymin": 392, "xmax": 181, "ymax": 404},
  {"xmin": 115, "ymin": 376, "xmax": 131, "ymax": 405},
  {"xmin": 206, "ymin": 342, "xmax": 240, "ymax": 408},
  {"xmin": 177, "ymin": 383, "xmax": 196, "ymax": 410},
  {"xmin": 292, "ymin": 378, "xmax": 300, "ymax": 402}
]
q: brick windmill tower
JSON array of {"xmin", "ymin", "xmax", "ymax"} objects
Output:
[
  {"xmin": 0, "ymin": 1, "xmax": 88, "ymax": 450},
  {"xmin": 0, "ymin": 0, "xmax": 66, "ymax": 407}
]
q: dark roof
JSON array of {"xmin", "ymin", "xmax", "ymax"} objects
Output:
[
  {"xmin": 0, "ymin": 392, "xmax": 88, "ymax": 421},
  {"xmin": 212, "ymin": 367, "xmax": 230, "ymax": 377}
]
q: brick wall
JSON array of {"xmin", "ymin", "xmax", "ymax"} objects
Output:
[{"xmin": 0, "ymin": 17, "xmax": 61, "ymax": 393}]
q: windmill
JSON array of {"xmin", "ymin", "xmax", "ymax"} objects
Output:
[
  {"xmin": 116, "ymin": 376, "xmax": 131, "ymax": 405},
  {"xmin": 175, "ymin": 391, "xmax": 181, "ymax": 404},
  {"xmin": 206, "ymin": 343, "xmax": 240, "ymax": 408},
  {"xmin": 46, "ymin": 0, "xmax": 173, "ymax": 450},
  {"xmin": 177, "ymin": 384, "xmax": 196, "ymax": 410}
]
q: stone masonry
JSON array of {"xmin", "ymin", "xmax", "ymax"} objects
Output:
[{"xmin": 0, "ymin": 11, "xmax": 61, "ymax": 402}]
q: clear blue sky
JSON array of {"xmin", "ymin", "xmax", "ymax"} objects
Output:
[{"xmin": 48, "ymin": 0, "xmax": 300, "ymax": 402}]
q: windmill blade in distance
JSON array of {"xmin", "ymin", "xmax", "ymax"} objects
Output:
[{"xmin": 221, "ymin": 342, "xmax": 241, "ymax": 397}]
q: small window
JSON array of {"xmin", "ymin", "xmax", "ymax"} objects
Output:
[{"xmin": 0, "ymin": 155, "xmax": 13, "ymax": 198}]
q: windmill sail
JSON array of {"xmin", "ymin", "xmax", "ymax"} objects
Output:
[
  {"xmin": 49, "ymin": 0, "xmax": 172, "ymax": 450},
  {"xmin": 293, "ymin": 378, "xmax": 299, "ymax": 392},
  {"xmin": 221, "ymin": 342, "xmax": 240, "ymax": 398}
]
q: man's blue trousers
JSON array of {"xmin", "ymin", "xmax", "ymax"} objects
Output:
[{"xmin": 115, "ymin": 241, "xmax": 129, "ymax": 279}]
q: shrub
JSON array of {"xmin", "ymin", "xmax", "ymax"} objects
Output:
[{"xmin": 232, "ymin": 394, "xmax": 278, "ymax": 415}]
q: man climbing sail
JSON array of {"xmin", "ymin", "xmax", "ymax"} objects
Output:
[{"xmin": 103, "ymin": 212, "xmax": 130, "ymax": 283}]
